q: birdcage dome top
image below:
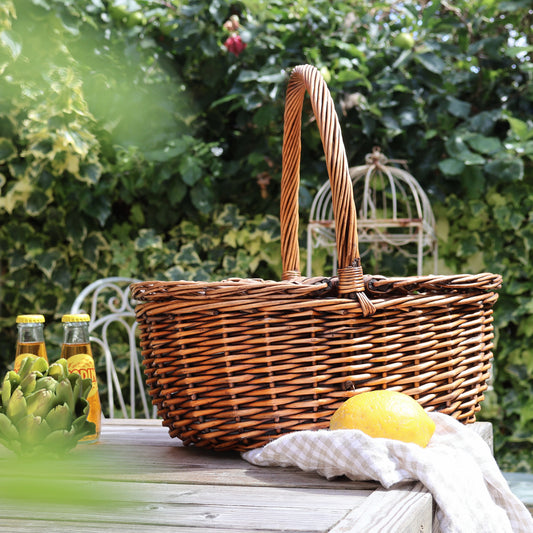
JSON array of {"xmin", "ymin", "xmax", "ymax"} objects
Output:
[
  {"xmin": 310, "ymin": 146, "xmax": 435, "ymax": 226},
  {"xmin": 307, "ymin": 147, "xmax": 438, "ymax": 277}
]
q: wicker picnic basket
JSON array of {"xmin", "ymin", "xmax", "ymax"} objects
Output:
[{"xmin": 131, "ymin": 64, "xmax": 502, "ymax": 452}]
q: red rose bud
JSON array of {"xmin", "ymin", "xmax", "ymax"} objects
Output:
[{"xmin": 224, "ymin": 34, "xmax": 247, "ymax": 57}]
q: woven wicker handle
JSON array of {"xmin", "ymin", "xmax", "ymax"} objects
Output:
[{"xmin": 280, "ymin": 64, "xmax": 375, "ymax": 315}]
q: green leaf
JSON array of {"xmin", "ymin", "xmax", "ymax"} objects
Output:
[
  {"xmin": 82, "ymin": 233, "xmax": 108, "ymax": 268},
  {"xmin": 445, "ymin": 135, "xmax": 485, "ymax": 164},
  {"xmin": 335, "ymin": 40, "xmax": 366, "ymax": 60},
  {"xmin": 176, "ymin": 243, "xmax": 201, "ymax": 265},
  {"xmin": 26, "ymin": 190, "xmax": 49, "ymax": 216},
  {"xmin": 360, "ymin": 114, "xmax": 376, "ymax": 137},
  {"xmin": 398, "ymin": 108, "xmax": 418, "ymax": 127},
  {"xmin": 165, "ymin": 265, "xmax": 188, "ymax": 281},
  {"xmin": 65, "ymin": 216, "xmax": 87, "ymax": 244},
  {"xmin": 336, "ymin": 70, "xmax": 367, "ymax": 83},
  {"xmin": 179, "ymin": 155, "xmax": 203, "ymax": 186},
  {"xmin": 257, "ymin": 72, "xmax": 286, "ymax": 84},
  {"xmin": 129, "ymin": 203, "xmax": 145, "ymax": 226},
  {"xmin": 34, "ymin": 249, "xmax": 61, "ymax": 279},
  {"xmin": 222, "ymin": 255, "xmax": 237, "ymax": 273},
  {"xmin": 415, "ymin": 52, "xmax": 445, "ymax": 74},
  {"xmin": 380, "ymin": 113, "xmax": 401, "ymax": 133},
  {"xmin": 237, "ymin": 70, "xmax": 259, "ymax": 83},
  {"xmin": 506, "ymin": 116, "xmax": 532, "ymax": 141},
  {"xmin": 144, "ymin": 137, "xmax": 194, "ymax": 162},
  {"xmin": 135, "ymin": 229, "xmax": 162, "ymax": 251},
  {"xmin": 446, "ymin": 96, "xmax": 471, "ymax": 118},
  {"xmin": 85, "ymin": 195, "xmax": 111, "ymax": 226},
  {"xmin": 215, "ymin": 204, "xmax": 245, "ymax": 228},
  {"xmin": 519, "ymin": 396, "xmax": 533, "ymax": 426},
  {"xmin": 223, "ymin": 229, "xmax": 239, "ymax": 248},
  {"xmin": 51, "ymin": 261, "xmax": 71, "ymax": 290},
  {"xmin": 422, "ymin": 0, "xmax": 441, "ymax": 24},
  {"xmin": 79, "ymin": 163, "xmax": 102, "ymax": 185},
  {"xmin": 465, "ymin": 134, "xmax": 502, "ymax": 155},
  {"xmin": 507, "ymin": 140, "xmax": 533, "ymax": 157},
  {"xmin": 458, "ymin": 234, "xmax": 478, "ymax": 256},
  {"xmin": 210, "ymin": 93, "xmax": 243, "ymax": 110},
  {"xmin": 463, "ymin": 153, "xmax": 486, "ymax": 165},
  {"xmin": 168, "ymin": 179, "xmax": 187, "ymax": 205},
  {"xmin": 462, "ymin": 167, "xmax": 485, "ymax": 199},
  {"xmin": 256, "ymin": 215, "xmax": 280, "ymax": 240},
  {"xmin": 493, "ymin": 205, "xmax": 523, "ymax": 231},
  {"xmin": 0, "ymin": 138, "xmax": 16, "ymax": 162},
  {"xmin": 190, "ymin": 181, "xmax": 214, "ymax": 215},
  {"xmin": 0, "ymin": 30, "xmax": 21, "ymax": 59},
  {"xmin": 177, "ymin": 220, "xmax": 200, "ymax": 238},
  {"xmin": 196, "ymin": 233, "xmax": 218, "ymax": 251},
  {"xmin": 499, "ymin": 1, "xmax": 532, "ymax": 12},
  {"xmin": 484, "ymin": 158, "xmax": 524, "ymax": 181},
  {"xmin": 468, "ymin": 111, "xmax": 501, "ymax": 134},
  {"xmin": 392, "ymin": 49, "xmax": 412, "ymax": 69},
  {"xmin": 505, "ymin": 44, "xmax": 533, "ymax": 58},
  {"xmin": 438, "ymin": 158, "xmax": 465, "ymax": 175}
]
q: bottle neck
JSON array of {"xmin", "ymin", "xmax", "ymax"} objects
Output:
[
  {"xmin": 17, "ymin": 323, "xmax": 45, "ymax": 344},
  {"xmin": 62, "ymin": 322, "xmax": 90, "ymax": 345}
]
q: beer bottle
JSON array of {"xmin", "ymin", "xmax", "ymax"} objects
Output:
[
  {"xmin": 15, "ymin": 314, "xmax": 48, "ymax": 372},
  {"xmin": 61, "ymin": 313, "xmax": 102, "ymax": 442}
]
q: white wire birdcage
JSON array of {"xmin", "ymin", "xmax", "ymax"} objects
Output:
[{"xmin": 307, "ymin": 147, "xmax": 438, "ymax": 277}]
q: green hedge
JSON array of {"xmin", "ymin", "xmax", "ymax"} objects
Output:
[{"xmin": 1, "ymin": 0, "xmax": 532, "ymax": 470}]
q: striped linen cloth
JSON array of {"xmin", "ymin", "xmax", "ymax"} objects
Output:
[{"xmin": 242, "ymin": 412, "xmax": 533, "ymax": 533}]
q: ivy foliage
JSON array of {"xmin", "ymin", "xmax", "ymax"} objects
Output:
[{"xmin": 0, "ymin": 0, "xmax": 532, "ymax": 469}]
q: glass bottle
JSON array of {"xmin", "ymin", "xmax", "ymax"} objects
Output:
[
  {"xmin": 15, "ymin": 314, "xmax": 48, "ymax": 372},
  {"xmin": 61, "ymin": 313, "xmax": 102, "ymax": 443}
]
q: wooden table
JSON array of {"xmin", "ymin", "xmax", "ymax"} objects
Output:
[{"xmin": 0, "ymin": 419, "xmax": 437, "ymax": 532}]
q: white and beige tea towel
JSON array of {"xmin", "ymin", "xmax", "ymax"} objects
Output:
[{"xmin": 243, "ymin": 412, "xmax": 533, "ymax": 533}]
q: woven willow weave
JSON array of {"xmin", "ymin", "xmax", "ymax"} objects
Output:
[{"xmin": 132, "ymin": 65, "xmax": 501, "ymax": 451}]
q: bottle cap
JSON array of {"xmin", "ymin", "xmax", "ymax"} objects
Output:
[
  {"xmin": 16, "ymin": 314, "xmax": 45, "ymax": 324},
  {"xmin": 62, "ymin": 313, "xmax": 91, "ymax": 323}
]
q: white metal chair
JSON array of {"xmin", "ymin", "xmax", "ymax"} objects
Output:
[{"xmin": 69, "ymin": 276, "xmax": 156, "ymax": 419}]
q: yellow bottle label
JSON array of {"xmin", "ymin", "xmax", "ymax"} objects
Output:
[
  {"xmin": 67, "ymin": 353, "xmax": 101, "ymax": 442},
  {"xmin": 68, "ymin": 353, "xmax": 98, "ymax": 396}
]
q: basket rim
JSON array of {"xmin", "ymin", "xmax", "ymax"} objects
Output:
[
  {"xmin": 130, "ymin": 277, "xmax": 331, "ymax": 301},
  {"xmin": 130, "ymin": 272, "xmax": 502, "ymax": 302}
]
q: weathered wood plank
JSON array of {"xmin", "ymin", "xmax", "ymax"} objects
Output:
[
  {"xmin": 0, "ymin": 500, "xmax": 350, "ymax": 532},
  {"xmin": 0, "ymin": 478, "xmax": 371, "ymax": 510},
  {"xmin": 85, "ymin": 466, "xmax": 379, "ymax": 490},
  {"xmin": 329, "ymin": 482, "xmax": 433, "ymax": 533},
  {"xmin": 0, "ymin": 519, "xmax": 274, "ymax": 533},
  {"xmin": 0, "ymin": 419, "xmax": 440, "ymax": 532},
  {"xmin": 68, "ymin": 444, "xmax": 382, "ymax": 491},
  {"xmin": 101, "ymin": 480, "xmax": 372, "ymax": 509}
]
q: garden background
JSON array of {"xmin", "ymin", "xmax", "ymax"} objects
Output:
[{"xmin": 0, "ymin": 0, "xmax": 532, "ymax": 471}]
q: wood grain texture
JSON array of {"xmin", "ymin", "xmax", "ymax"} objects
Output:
[
  {"xmin": 329, "ymin": 482, "xmax": 433, "ymax": 533},
  {"xmin": 0, "ymin": 419, "xmax": 438, "ymax": 532}
]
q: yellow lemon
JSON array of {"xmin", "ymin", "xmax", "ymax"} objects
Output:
[{"xmin": 329, "ymin": 390, "xmax": 435, "ymax": 447}]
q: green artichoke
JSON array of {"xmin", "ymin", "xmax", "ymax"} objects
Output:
[{"xmin": 0, "ymin": 356, "xmax": 95, "ymax": 456}]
